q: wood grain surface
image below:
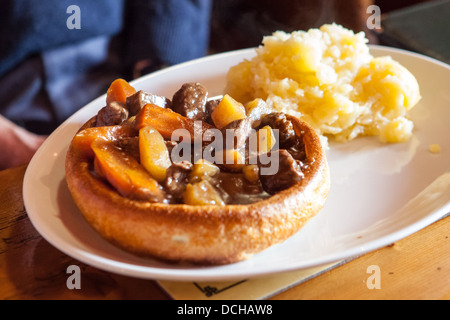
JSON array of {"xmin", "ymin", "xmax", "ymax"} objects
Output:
[{"xmin": 0, "ymin": 165, "xmax": 448, "ymax": 300}]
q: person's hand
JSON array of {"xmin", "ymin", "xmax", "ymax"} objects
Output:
[{"xmin": 0, "ymin": 115, "xmax": 47, "ymax": 170}]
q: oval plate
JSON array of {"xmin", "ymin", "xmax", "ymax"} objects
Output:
[{"xmin": 24, "ymin": 46, "xmax": 450, "ymax": 281}]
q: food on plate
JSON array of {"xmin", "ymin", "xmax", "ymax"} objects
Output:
[
  {"xmin": 428, "ymin": 144, "xmax": 441, "ymax": 154},
  {"xmin": 210, "ymin": 94, "xmax": 247, "ymax": 129},
  {"xmin": 65, "ymin": 80, "xmax": 330, "ymax": 264},
  {"xmin": 225, "ymin": 24, "xmax": 421, "ymax": 144}
]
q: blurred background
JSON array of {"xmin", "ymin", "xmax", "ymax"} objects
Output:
[
  {"xmin": 0, "ymin": 0, "xmax": 446, "ymax": 169},
  {"xmin": 209, "ymin": 0, "xmax": 438, "ymax": 52}
]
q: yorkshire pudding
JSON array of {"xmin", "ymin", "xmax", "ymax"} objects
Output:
[{"xmin": 65, "ymin": 80, "xmax": 330, "ymax": 264}]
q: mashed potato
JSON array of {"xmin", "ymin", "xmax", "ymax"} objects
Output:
[{"xmin": 225, "ymin": 24, "xmax": 421, "ymax": 143}]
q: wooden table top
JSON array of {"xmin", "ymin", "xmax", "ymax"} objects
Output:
[{"xmin": 1, "ymin": 164, "xmax": 449, "ymax": 300}]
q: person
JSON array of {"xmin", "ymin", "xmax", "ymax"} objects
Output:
[
  {"xmin": 1, "ymin": 0, "xmax": 383, "ymax": 170},
  {"xmin": 0, "ymin": 0, "xmax": 212, "ymax": 170}
]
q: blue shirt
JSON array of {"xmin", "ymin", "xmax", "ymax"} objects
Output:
[{"xmin": 0, "ymin": 0, "xmax": 212, "ymax": 134}]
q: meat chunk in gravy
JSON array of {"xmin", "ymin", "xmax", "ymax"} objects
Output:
[
  {"xmin": 96, "ymin": 101, "xmax": 129, "ymax": 127},
  {"xmin": 220, "ymin": 117, "xmax": 254, "ymax": 150},
  {"xmin": 258, "ymin": 149, "xmax": 305, "ymax": 195},
  {"xmin": 114, "ymin": 137, "xmax": 140, "ymax": 161},
  {"xmin": 126, "ymin": 90, "xmax": 171, "ymax": 116},
  {"xmin": 163, "ymin": 161, "xmax": 193, "ymax": 202},
  {"xmin": 204, "ymin": 98, "xmax": 221, "ymax": 125},
  {"xmin": 259, "ymin": 113, "xmax": 296, "ymax": 148},
  {"xmin": 171, "ymin": 83, "xmax": 208, "ymax": 121}
]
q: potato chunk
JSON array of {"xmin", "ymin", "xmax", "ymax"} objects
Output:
[
  {"xmin": 215, "ymin": 149, "xmax": 246, "ymax": 172},
  {"xmin": 183, "ymin": 180, "xmax": 225, "ymax": 206},
  {"xmin": 242, "ymin": 164, "xmax": 259, "ymax": 183},
  {"xmin": 256, "ymin": 125, "xmax": 277, "ymax": 155},
  {"xmin": 190, "ymin": 159, "xmax": 220, "ymax": 183},
  {"xmin": 245, "ymin": 98, "xmax": 272, "ymax": 121},
  {"xmin": 139, "ymin": 125, "xmax": 172, "ymax": 182},
  {"xmin": 211, "ymin": 94, "xmax": 247, "ymax": 129}
]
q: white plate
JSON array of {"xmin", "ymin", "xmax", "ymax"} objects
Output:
[{"xmin": 23, "ymin": 45, "xmax": 450, "ymax": 281}]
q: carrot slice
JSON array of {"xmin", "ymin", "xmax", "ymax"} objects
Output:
[
  {"xmin": 106, "ymin": 79, "xmax": 137, "ymax": 104},
  {"xmin": 71, "ymin": 124, "xmax": 137, "ymax": 158},
  {"xmin": 134, "ymin": 104, "xmax": 214, "ymax": 143},
  {"xmin": 91, "ymin": 139, "xmax": 166, "ymax": 202}
]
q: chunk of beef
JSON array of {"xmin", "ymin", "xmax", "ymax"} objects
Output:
[
  {"xmin": 114, "ymin": 137, "xmax": 140, "ymax": 162},
  {"xmin": 126, "ymin": 90, "xmax": 171, "ymax": 116},
  {"xmin": 204, "ymin": 98, "xmax": 221, "ymax": 125},
  {"xmin": 259, "ymin": 113, "xmax": 297, "ymax": 148},
  {"xmin": 96, "ymin": 101, "xmax": 129, "ymax": 127},
  {"xmin": 287, "ymin": 138, "xmax": 307, "ymax": 162},
  {"xmin": 171, "ymin": 83, "xmax": 208, "ymax": 121},
  {"xmin": 258, "ymin": 149, "xmax": 304, "ymax": 194},
  {"xmin": 220, "ymin": 117, "xmax": 254, "ymax": 150},
  {"xmin": 163, "ymin": 161, "xmax": 193, "ymax": 202},
  {"xmin": 165, "ymin": 140, "xmax": 178, "ymax": 156},
  {"xmin": 202, "ymin": 117, "xmax": 254, "ymax": 172}
]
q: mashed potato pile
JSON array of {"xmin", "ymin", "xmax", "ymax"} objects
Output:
[{"xmin": 225, "ymin": 24, "xmax": 421, "ymax": 143}]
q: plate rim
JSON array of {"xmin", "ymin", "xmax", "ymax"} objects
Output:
[{"xmin": 23, "ymin": 45, "xmax": 450, "ymax": 281}]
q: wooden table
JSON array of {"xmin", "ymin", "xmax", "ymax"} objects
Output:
[{"xmin": 1, "ymin": 165, "xmax": 449, "ymax": 300}]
